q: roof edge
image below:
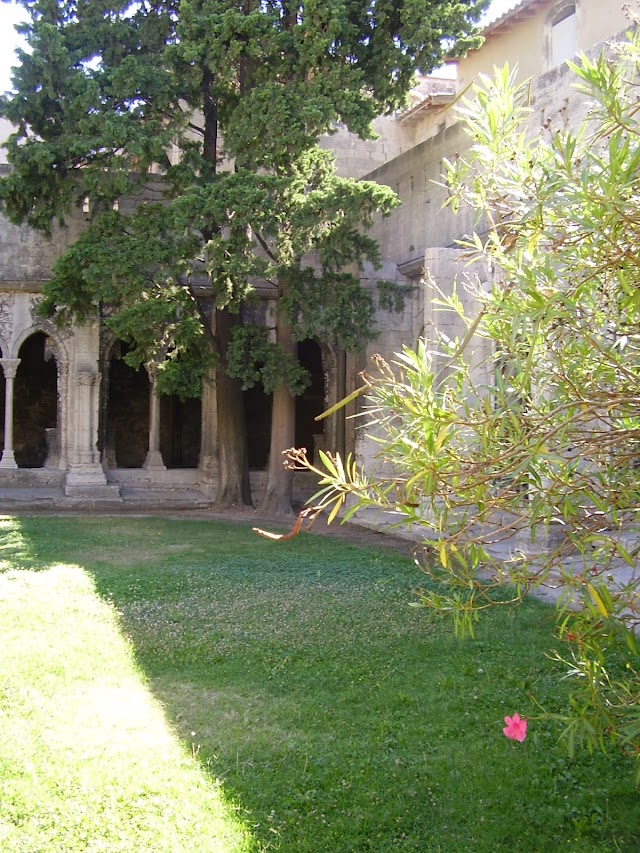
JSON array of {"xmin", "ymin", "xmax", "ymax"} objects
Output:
[{"xmin": 481, "ymin": 0, "xmax": 549, "ymax": 37}]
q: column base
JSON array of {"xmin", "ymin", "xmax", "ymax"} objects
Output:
[
  {"xmin": 143, "ymin": 451, "xmax": 167, "ymax": 471},
  {"xmin": 0, "ymin": 451, "xmax": 18, "ymax": 469},
  {"xmin": 65, "ymin": 465, "xmax": 122, "ymax": 501}
]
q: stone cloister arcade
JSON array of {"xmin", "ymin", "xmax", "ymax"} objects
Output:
[{"xmin": 0, "ymin": 291, "xmax": 331, "ymax": 507}]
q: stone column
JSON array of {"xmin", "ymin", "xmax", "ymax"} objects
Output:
[
  {"xmin": 74, "ymin": 370, "xmax": 100, "ymax": 465},
  {"xmin": 0, "ymin": 358, "xmax": 20, "ymax": 469},
  {"xmin": 56, "ymin": 362, "xmax": 69, "ymax": 470},
  {"xmin": 143, "ymin": 364, "xmax": 166, "ymax": 471},
  {"xmin": 65, "ymin": 369, "xmax": 120, "ymax": 499}
]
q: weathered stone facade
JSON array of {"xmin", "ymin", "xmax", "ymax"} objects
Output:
[
  {"xmin": 347, "ymin": 0, "xmax": 631, "ymax": 476},
  {"xmin": 0, "ymin": 0, "xmax": 630, "ymax": 508},
  {"xmin": 0, "ymin": 186, "xmax": 342, "ymax": 507}
]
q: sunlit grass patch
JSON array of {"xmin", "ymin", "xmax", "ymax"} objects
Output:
[
  {"xmin": 0, "ymin": 516, "xmax": 32, "ymax": 571},
  {"xmin": 0, "ymin": 559, "xmax": 254, "ymax": 853}
]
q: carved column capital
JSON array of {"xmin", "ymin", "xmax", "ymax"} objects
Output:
[{"xmin": 0, "ymin": 358, "xmax": 21, "ymax": 380}]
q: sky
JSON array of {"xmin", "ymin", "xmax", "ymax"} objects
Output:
[{"xmin": 0, "ymin": 0, "xmax": 519, "ymax": 94}]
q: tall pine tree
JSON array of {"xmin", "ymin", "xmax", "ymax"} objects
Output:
[{"xmin": 0, "ymin": 0, "xmax": 488, "ymax": 510}]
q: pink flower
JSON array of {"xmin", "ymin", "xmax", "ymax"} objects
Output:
[{"xmin": 503, "ymin": 713, "xmax": 527, "ymax": 742}]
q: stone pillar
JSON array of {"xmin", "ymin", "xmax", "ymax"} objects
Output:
[
  {"xmin": 65, "ymin": 369, "xmax": 120, "ymax": 499},
  {"xmin": 74, "ymin": 370, "xmax": 101, "ymax": 465},
  {"xmin": 142, "ymin": 364, "xmax": 166, "ymax": 471},
  {"xmin": 0, "ymin": 358, "xmax": 20, "ymax": 469},
  {"xmin": 56, "ymin": 362, "xmax": 69, "ymax": 470}
]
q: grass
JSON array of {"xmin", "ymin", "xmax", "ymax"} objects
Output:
[{"xmin": 0, "ymin": 515, "xmax": 638, "ymax": 852}]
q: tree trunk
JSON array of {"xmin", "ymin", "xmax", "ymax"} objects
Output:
[
  {"xmin": 199, "ymin": 69, "xmax": 252, "ymax": 506},
  {"xmin": 214, "ymin": 308, "xmax": 252, "ymax": 507},
  {"xmin": 259, "ymin": 310, "xmax": 296, "ymax": 517}
]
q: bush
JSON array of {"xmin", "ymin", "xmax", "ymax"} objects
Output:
[{"xmin": 288, "ymin": 25, "xmax": 640, "ymax": 779}]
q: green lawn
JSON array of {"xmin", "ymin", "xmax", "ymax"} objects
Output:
[{"xmin": 0, "ymin": 515, "xmax": 638, "ymax": 852}]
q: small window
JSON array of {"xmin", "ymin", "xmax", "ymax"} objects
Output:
[{"xmin": 550, "ymin": 5, "xmax": 577, "ymax": 68}]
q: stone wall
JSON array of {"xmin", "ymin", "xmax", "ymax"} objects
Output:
[
  {"xmin": 320, "ymin": 115, "xmax": 413, "ymax": 179},
  {"xmin": 0, "ymin": 168, "xmax": 87, "ymax": 287},
  {"xmin": 349, "ymin": 24, "xmax": 633, "ymax": 479}
]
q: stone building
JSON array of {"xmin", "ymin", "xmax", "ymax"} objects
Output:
[
  {"xmin": 345, "ymin": 0, "xmax": 631, "ymax": 476},
  {"xmin": 0, "ymin": 0, "xmax": 631, "ymax": 508}
]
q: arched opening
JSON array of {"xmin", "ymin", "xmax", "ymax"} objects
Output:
[
  {"xmin": 244, "ymin": 386, "xmax": 272, "ymax": 470},
  {"xmin": 14, "ymin": 332, "xmax": 58, "ymax": 468},
  {"xmin": 296, "ymin": 340, "xmax": 325, "ymax": 462},
  {"xmin": 104, "ymin": 342, "xmax": 203, "ymax": 469},
  {"xmin": 105, "ymin": 344, "xmax": 149, "ymax": 468},
  {"xmin": 242, "ymin": 340, "xmax": 326, "ymax": 470},
  {"xmin": 160, "ymin": 395, "xmax": 202, "ymax": 468}
]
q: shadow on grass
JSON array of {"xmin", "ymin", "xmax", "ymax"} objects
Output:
[{"xmin": 4, "ymin": 514, "xmax": 640, "ymax": 853}]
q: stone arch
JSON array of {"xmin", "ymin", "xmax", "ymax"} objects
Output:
[
  {"xmin": 12, "ymin": 319, "xmax": 70, "ymax": 367},
  {"xmin": 159, "ymin": 392, "xmax": 202, "ymax": 469},
  {"xmin": 24, "ymin": 320, "xmax": 71, "ymax": 470},
  {"xmin": 13, "ymin": 331, "xmax": 60, "ymax": 468},
  {"xmin": 101, "ymin": 338, "xmax": 203, "ymax": 469},
  {"xmin": 103, "ymin": 340, "xmax": 150, "ymax": 468}
]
